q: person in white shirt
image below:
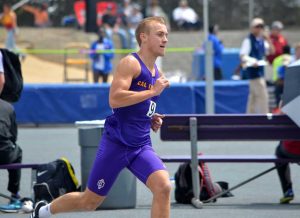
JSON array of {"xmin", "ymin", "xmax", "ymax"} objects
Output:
[
  {"xmin": 172, "ymin": 0, "xmax": 200, "ymax": 30},
  {"xmin": 240, "ymin": 18, "xmax": 274, "ymax": 114}
]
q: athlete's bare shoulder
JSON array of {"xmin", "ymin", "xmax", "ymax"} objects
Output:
[
  {"xmin": 119, "ymin": 54, "xmax": 140, "ymax": 69},
  {"xmin": 116, "ymin": 54, "xmax": 141, "ymax": 78}
]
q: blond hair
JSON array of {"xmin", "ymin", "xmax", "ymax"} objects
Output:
[{"xmin": 135, "ymin": 16, "xmax": 166, "ymax": 46}]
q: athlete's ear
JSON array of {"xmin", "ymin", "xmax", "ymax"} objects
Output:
[{"xmin": 140, "ymin": 32, "xmax": 147, "ymax": 43}]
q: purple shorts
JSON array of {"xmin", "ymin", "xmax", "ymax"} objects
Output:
[{"xmin": 87, "ymin": 131, "xmax": 166, "ymax": 196}]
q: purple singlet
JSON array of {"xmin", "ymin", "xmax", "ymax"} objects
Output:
[{"xmin": 105, "ymin": 52, "xmax": 160, "ymax": 147}]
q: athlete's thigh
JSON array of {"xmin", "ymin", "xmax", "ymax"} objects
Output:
[
  {"xmin": 127, "ymin": 145, "xmax": 167, "ymax": 184},
  {"xmin": 87, "ymin": 134, "xmax": 127, "ymax": 196}
]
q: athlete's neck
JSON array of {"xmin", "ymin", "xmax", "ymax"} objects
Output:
[{"xmin": 136, "ymin": 50, "xmax": 157, "ymax": 71}]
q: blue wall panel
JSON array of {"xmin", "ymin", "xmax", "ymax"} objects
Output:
[{"xmin": 14, "ymin": 81, "xmax": 249, "ymax": 124}]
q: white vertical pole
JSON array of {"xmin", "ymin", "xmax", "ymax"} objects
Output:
[
  {"xmin": 203, "ymin": 0, "xmax": 209, "ymax": 41},
  {"xmin": 190, "ymin": 117, "xmax": 203, "ymax": 208},
  {"xmin": 249, "ymin": 0, "xmax": 254, "ymax": 26},
  {"xmin": 203, "ymin": 0, "xmax": 214, "ymax": 114}
]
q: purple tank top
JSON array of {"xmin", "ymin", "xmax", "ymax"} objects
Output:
[{"xmin": 105, "ymin": 53, "xmax": 160, "ymax": 147}]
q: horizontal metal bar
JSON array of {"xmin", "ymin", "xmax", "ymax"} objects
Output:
[
  {"xmin": 0, "ymin": 163, "xmax": 41, "ymax": 170},
  {"xmin": 161, "ymin": 114, "xmax": 300, "ymax": 141},
  {"xmin": 160, "ymin": 155, "xmax": 300, "ymax": 163}
]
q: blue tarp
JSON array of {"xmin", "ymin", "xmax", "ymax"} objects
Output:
[
  {"xmin": 14, "ymin": 81, "xmax": 249, "ymax": 124},
  {"xmin": 192, "ymin": 48, "xmax": 241, "ymax": 80},
  {"xmin": 190, "ymin": 81, "xmax": 248, "ymax": 114},
  {"xmin": 14, "ymin": 84, "xmax": 112, "ymax": 123}
]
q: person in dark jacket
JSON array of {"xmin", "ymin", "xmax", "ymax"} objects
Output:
[
  {"xmin": 0, "ymin": 50, "xmax": 23, "ymax": 212},
  {"xmin": 207, "ymin": 24, "xmax": 223, "ymax": 80}
]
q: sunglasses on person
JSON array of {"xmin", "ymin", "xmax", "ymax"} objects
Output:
[{"xmin": 254, "ymin": 24, "xmax": 264, "ymax": 29}]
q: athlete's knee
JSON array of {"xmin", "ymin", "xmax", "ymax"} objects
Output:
[{"xmin": 152, "ymin": 179, "xmax": 172, "ymax": 197}]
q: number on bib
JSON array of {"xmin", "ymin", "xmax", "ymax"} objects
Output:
[{"xmin": 147, "ymin": 101, "xmax": 156, "ymax": 117}]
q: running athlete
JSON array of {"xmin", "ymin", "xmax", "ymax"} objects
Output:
[{"xmin": 30, "ymin": 16, "xmax": 170, "ymax": 218}]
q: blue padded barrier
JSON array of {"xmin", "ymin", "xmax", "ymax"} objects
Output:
[
  {"xmin": 14, "ymin": 81, "xmax": 249, "ymax": 124},
  {"xmin": 192, "ymin": 81, "xmax": 249, "ymax": 114},
  {"xmin": 14, "ymin": 83, "xmax": 111, "ymax": 124},
  {"xmin": 156, "ymin": 83, "xmax": 196, "ymax": 114}
]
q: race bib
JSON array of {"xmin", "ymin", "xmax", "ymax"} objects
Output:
[{"xmin": 147, "ymin": 101, "xmax": 156, "ymax": 117}]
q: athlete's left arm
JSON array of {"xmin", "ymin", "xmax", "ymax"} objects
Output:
[{"xmin": 151, "ymin": 69, "xmax": 167, "ymax": 133}]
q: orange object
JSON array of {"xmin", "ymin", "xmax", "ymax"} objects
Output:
[
  {"xmin": 1, "ymin": 13, "xmax": 14, "ymax": 29},
  {"xmin": 73, "ymin": 1, "xmax": 86, "ymax": 27},
  {"xmin": 73, "ymin": 1, "xmax": 118, "ymax": 27}
]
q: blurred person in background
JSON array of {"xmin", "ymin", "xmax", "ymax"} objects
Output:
[
  {"xmin": 22, "ymin": 3, "xmax": 51, "ymax": 28},
  {"xmin": 207, "ymin": 24, "xmax": 224, "ymax": 80},
  {"xmin": 127, "ymin": 3, "xmax": 143, "ymax": 49},
  {"xmin": 272, "ymin": 45, "xmax": 292, "ymax": 109},
  {"xmin": 240, "ymin": 18, "xmax": 274, "ymax": 114},
  {"xmin": 146, "ymin": 0, "xmax": 170, "ymax": 30},
  {"xmin": 267, "ymin": 21, "xmax": 288, "ymax": 65},
  {"xmin": 0, "ymin": 3, "xmax": 17, "ymax": 50},
  {"xmin": 172, "ymin": 0, "xmax": 201, "ymax": 31},
  {"xmin": 293, "ymin": 42, "xmax": 300, "ymax": 64},
  {"xmin": 272, "ymin": 43, "xmax": 300, "ymax": 111},
  {"xmin": 116, "ymin": 0, "xmax": 133, "ymax": 36},
  {"xmin": 102, "ymin": 5, "xmax": 128, "ymax": 49},
  {"xmin": 90, "ymin": 27, "xmax": 114, "ymax": 83},
  {"xmin": 122, "ymin": 0, "xmax": 134, "ymax": 22}
]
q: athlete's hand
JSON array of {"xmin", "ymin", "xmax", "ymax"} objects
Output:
[
  {"xmin": 152, "ymin": 76, "xmax": 169, "ymax": 96},
  {"xmin": 151, "ymin": 113, "xmax": 164, "ymax": 133}
]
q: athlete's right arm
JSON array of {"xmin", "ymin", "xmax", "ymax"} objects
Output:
[{"xmin": 109, "ymin": 56, "xmax": 169, "ymax": 108}]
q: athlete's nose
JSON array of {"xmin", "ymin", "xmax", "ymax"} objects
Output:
[{"xmin": 163, "ymin": 35, "xmax": 168, "ymax": 43}]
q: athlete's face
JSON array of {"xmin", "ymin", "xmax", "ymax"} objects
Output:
[{"xmin": 146, "ymin": 22, "xmax": 168, "ymax": 56}]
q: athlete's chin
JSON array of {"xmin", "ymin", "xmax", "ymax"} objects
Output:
[{"xmin": 157, "ymin": 50, "xmax": 166, "ymax": 57}]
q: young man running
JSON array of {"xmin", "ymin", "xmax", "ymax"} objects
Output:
[{"xmin": 30, "ymin": 16, "xmax": 171, "ymax": 218}]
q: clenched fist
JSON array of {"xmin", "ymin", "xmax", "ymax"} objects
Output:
[
  {"xmin": 152, "ymin": 76, "xmax": 169, "ymax": 96},
  {"xmin": 151, "ymin": 113, "xmax": 164, "ymax": 132}
]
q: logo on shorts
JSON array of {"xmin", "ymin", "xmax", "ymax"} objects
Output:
[{"xmin": 97, "ymin": 179, "xmax": 105, "ymax": 189}]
